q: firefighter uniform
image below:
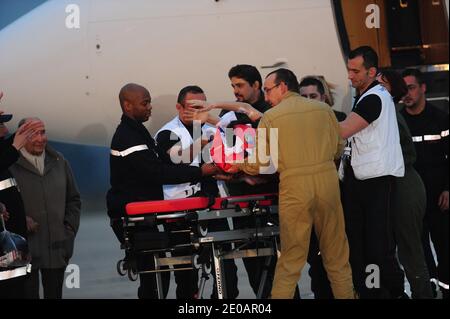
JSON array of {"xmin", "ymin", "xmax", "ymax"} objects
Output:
[
  {"xmin": 0, "ymin": 136, "xmax": 28, "ymax": 298},
  {"xmin": 401, "ymin": 103, "xmax": 449, "ymax": 298},
  {"xmin": 106, "ymin": 114, "xmax": 202, "ymax": 299},
  {"xmin": 390, "ymin": 111, "xmax": 432, "ymax": 298},
  {"xmin": 240, "ymin": 92, "xmax": 354, "ymax": 299}
]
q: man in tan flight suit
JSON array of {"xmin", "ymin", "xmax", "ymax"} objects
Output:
[{"xmin": 232, "ymin": 68, "xmax": 354, "ymax": 299}]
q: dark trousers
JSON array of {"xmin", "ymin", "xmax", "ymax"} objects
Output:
[
  {"xmin": 111, "ymin": 219, "xmax": 170, "ymax": 299},
  {"xmin": 165, "ymin": 221, "xmax": 199, "ymax": 299},
  {"xmin": 25, "ymin": 267, "xmax": 66, "ymax": 299},
  {"xmin": 418, "ymin": 168, "xmax": 449, "ymax": 298},
  {"xmin": 136, "ymin": 233, "xmax": 170, "ymax": 299},
  {"xmin": 233, "ymin": 216, "xmax": 275, "ymax": 298},
  {"xmin": 208, "ymin": 218, "xmax": 239, "ymax": 299},
  {"xmin": 138, "ymin": 269, "xmax": 170, "ymax": 299},
  {"xmin": 343, "ymin": 167, "xmax": 394, "ymax": 298},
  {"xmin": 391, "ymin": 167, "xmax": 433, "ymax": 298},
  {"xmin": 0, "ymin": 275, "xmax": 26, "ymax": 299},
  {"xmin": 383, "ymin": 235, "xmax": 407, "ymax": 298}
]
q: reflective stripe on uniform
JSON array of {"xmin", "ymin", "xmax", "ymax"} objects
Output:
[
  {"xmin": 424, "ymin": 135, "xmax": 442, "ymax": 141},
  {"xmin": 110, "ymin": 145, "xmax": 149, "ymax": 157},
  {"xmin": 0, "ymin": 264, "xmax": 31, "ymax": 281},
  {"xmin": 412, "ymin": 134, "xmax": 447, "ymax": 142},
  {"xmin": 0, "ymin": 178, "xmax": 17, "ymax": 191}
]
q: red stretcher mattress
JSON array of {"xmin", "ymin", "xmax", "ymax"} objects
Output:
[{"xmin": 125, "ymin": 193, "xmax": 277, "ymax": 216}]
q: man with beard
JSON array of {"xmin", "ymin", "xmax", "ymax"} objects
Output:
[
  {"xmin": 221, "ymin": 65, "xmax": 282, "ymax": 298},
  {"xmin": 401, "ymin": 69, "xmax": 448, "ymax": 299}
]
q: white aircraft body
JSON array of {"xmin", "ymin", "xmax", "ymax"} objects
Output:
[{"xmin": 0, "ymin": 0, "xmax": 351, "ymax": 146}]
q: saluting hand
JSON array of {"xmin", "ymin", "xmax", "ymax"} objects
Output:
[{"xmin": 12, "ymin": 120, "xmax": 45, "ymax": 150}]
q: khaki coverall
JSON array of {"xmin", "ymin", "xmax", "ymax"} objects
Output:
[{"xmin": 240, "ymin": 92, "xmax": 354, "ymax": 299}]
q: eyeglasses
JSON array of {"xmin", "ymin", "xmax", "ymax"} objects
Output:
[{"xmin": 263, "ymin": 83, "xmax": 280, "ymax": 94}]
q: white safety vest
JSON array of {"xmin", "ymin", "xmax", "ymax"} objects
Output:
[
  {"xmin": 340, "ymin": 84, "xmax": 405, "ymax": 180},
  {"xmin": 155, "ymin": 116, "xmax": 215, "ymax": 200}
]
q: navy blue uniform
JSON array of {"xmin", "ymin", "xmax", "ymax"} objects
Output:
[
  {"xmin": 0, "ymin": 136, "xmax": 27, "ymax": 298},
  {"xmin": 106, "ymin": 114, "xmax": 202, "ymax": 299},
  {"xmin": 401, "ymin": 103, "xmax": 449, "ymax": 298}
]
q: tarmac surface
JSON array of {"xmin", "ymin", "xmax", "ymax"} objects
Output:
[
  {"xmin": 62, "ymin": 211, "xmax": 314, "ymax": 299},
  {"xmin": 59, "ymin": 211, "xmax": 421, "ymax": 299}
]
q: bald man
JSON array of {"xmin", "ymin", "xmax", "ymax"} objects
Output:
[{"xmin": 107, "ymin": 83, "xmax": 222, "ymax": 299}]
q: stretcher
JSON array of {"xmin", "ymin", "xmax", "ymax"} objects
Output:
[
  {"xmin": 116, "ymin": 193, "xmax": 280, "ymax": 299},
  {"xmin": 0, "ymin": 214, "xmax": 32, "ymax": 281}
]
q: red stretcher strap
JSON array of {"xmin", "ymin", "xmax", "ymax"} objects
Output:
[
  {"xmin": 126, "ymin": 197, "xmax": 210, "ymax": 216},
  {"xmin": 125, "ymin": 193, "xmax": 278, "ymax": 216}
]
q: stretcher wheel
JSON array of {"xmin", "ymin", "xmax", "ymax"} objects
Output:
[
  {"xmin": 117, "ymin": 259, "xmax": 127, "ymax": 276},
  {"xmin": 202, "ymin": 262, "xmax": 212, "ymax": 275},
  {"xmin": 192, "ymin": 254, "xmax": 201, "ymax": 270},
  {"xmin": 128, "ymin": 268, "xmax": 138, "ymax": 281},
  {"xmin": 197, "ymin": 224, "xmax": 208, "ymax": 237}
]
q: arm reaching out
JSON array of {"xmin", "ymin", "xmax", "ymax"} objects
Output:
[{"xmin": 187, "ymin": 100, "xmax": 263, "ymax": 122}]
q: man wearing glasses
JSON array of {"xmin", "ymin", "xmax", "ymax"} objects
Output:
[{"xmin": 233, "ymin": 68, "xmax": 355, "ymax": 299}]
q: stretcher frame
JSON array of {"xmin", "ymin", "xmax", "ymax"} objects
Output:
[{"xmin": 117, "ymin": 193, "xmax": 280, "ymax": 299}]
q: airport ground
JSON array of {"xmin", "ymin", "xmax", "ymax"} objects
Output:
[
  {"xmin": 63, "ymin": 211, "xmax": 314, "ymax": 299},
  {"xmin": 60, "ymin": 211, "xmax": 419, "ymax": 299}
]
